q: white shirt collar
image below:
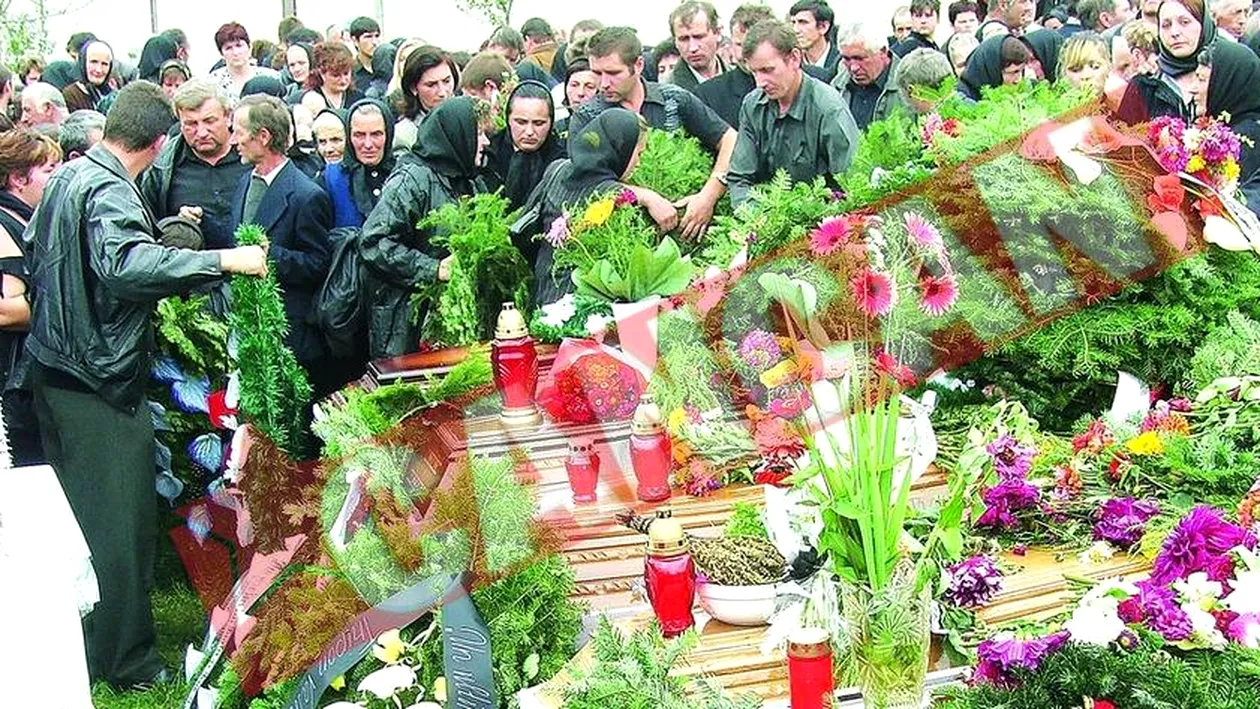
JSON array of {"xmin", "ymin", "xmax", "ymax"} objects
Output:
[{"xmin": 253, "ymin": 158, "xmax": 288, "ymax": 186}]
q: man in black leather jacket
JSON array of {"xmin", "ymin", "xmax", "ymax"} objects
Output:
[{"xmin": 22, "ymin": 81, "xmax": 267, "ymax": 690}]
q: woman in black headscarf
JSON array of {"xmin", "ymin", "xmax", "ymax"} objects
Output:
[
  {"xmin": 514, "ymin": 107, "xmax": 682, "ymax": 305},
  {"xmin": 137, "ymin": 35, "xmax": 178, "ymax": 83},
  {"xmin": 1193, "ymin": 43, "xmax": 1260, "ymax": 216},
  {"xmin": 62, "ymin": 39, "xmax": 114, "ymax": 112},
  {"xmin": 1116, "ymin": 0, "xmax": 1217, "ymax": 124},
  {"xmin": 958, "ymin": 34, "xmax": 1036, "ymax": 100},
  {"xmin": 360, "ymin": 96, "xmax": 489, "ymax": 358},
  {"xmin": 322, "ymin": 98, "xmax": 397, "ymax": 228},
  {"xmin": 483, "ymin": 81, "xmax": 566, "ymax": 213},
  {"xmin": 1021, "ymin": 29, "xmax": 1064, "ymax": 82}
]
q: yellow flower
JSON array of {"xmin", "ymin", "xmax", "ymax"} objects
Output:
[
  {"xmin": 760, "ymin": 360, "xmax": 798, "ymax": 388},
  {"xmin": 433, "ymin": 677, "xmax": 448, "ymax": 702},
  {"xmin": 372, "ymin": 628, "xmax": 406, "ymax": 664},
  {"xmin": 1223, "ymin": 158, "xmax": 1241, "ymax": 182},
  {"xmin": 329, "ymin": 675, "xmax": 346, "ymax": 691},
  {"xmin": 667, "ymin": 407, "xmax": 688, "ymax": 434},
  {"xmin": 1126, "ymin": 431, "xmax": 1164, "ymax": 456},
  {"xmin": 1186, "ymin": 154, "xmax": 1207, "ymax": 174},
  {"xmin": 582, "ymin": 197, "xmax": 616, "ymax": 227}
]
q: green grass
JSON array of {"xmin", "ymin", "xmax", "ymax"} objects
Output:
[{"xmin": 91, "ymin": 512, "xmax": 209, "ymax": 709}]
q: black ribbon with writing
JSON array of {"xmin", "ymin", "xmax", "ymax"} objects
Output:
[{"xmin": 283, "ymin": 571, "xmax": 496, "ymax": 709}]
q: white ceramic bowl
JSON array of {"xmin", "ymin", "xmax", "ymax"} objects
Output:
[{"xmin": 697, "ymin": 582, "xmax": 778, "ymax": 626}]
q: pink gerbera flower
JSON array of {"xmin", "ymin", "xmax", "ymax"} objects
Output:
[
  {"xmin": 809, "ymin": 216, "xmax": 855, "ymax": 255},
  {"xmin": 919, "ymin": 273, "xmax": 958, "ymax": 316},
  {"xmin": 545, "ymin": 214, "xmax": 571, "ymax": 247},
  {"xmin": 850, "ymin": 269, "xmax": 896, "ymax": 317},
  {"xmin": 904, "ymin": 211, "xmax": 943, "ymax": 251}
]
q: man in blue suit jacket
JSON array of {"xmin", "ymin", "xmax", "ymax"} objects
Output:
[{"xmin": 230, "ymin": 94, "xmax": 337, "ymax": 399}]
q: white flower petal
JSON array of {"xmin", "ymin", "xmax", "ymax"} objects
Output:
[{"xmin": 358, "ymin": 665, "xmax": 416, "ymax": 699}]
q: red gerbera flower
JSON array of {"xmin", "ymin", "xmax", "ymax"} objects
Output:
[
  {"xmin": 874, "ymin": 351, "xmax": 917, "ymax": 388},
  {"xmin": 850, "ymin": 269, "xmax": 897, "ymax": 317},
  {"xmin": 918, "ymin": 273, "xmax": 958, "ymax": 317}
]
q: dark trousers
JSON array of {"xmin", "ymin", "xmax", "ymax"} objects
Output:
[{"xmin": 32, "ymin": 375, "xmax": 162, "ymax": 687}]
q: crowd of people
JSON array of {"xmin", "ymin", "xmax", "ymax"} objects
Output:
[{"xmin": 1, "ymin": 0, "xmax": 1259, "ymax": 694}]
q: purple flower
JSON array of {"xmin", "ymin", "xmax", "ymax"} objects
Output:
[
  {"xmin": 986, "ymin": 435, "xmax": 1036, "ymax": 481},
  {"xmin": 1116, "ymin": 629, "xmax": 1140, "ymax": 650},
  {"xmin": 1094, "ymin": 498, "xmax": 1161, "ymax": 549},
  {"xmin": 1151, "ymin": 506, "xmax": 1254, "ymax": 585},
  {"xmin": 1228, "ymin": 612, "xmax": 1260, "ymax": 647},
  {"xmin": 977, "ymin": 478, "xmax": 1041, "ymax": 530},
  {"xmin": 1148, "ymin": 597, "xmax": 1194, "ymax": 641},
  {"xmin": 737, "ymin": 329, "xmax": 782, "ymax": 371},
  {"xmin": 974, "ymin": 631, "xmax": 1069, "ymax": 687},
  {"xmin": 944, "ymin": 555, "xmax": 1004, "ymax": 608},
  {"xmin": 544, "ymin": 214, "xmax": 571, "ymax": 247}
]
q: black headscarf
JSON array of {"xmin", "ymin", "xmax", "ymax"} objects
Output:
[
  {"xmin": 41, "ymin": 60, "xmax": 79, "ymax": 89},
  {"xmin": 1206, "ymin": 39, "xmax": 1260, "ymax": 124},
  {"xmin": 1157, "ymin": 0, "xmax": 1217, "ymax": 77},
  {"xmin": 485, "ymin": 80, "xmax": 564, "ymax": 210},
  {"xmin": 158, "ymin": 59, "xmax": 191, "ymax": 84},
  {"xmin": 76, "ymin": 40, "xmax": 115, "ymax": 102},
  {"xmin": 241, "ymin": 75, "xmax": 287, "ymax": 98},
  {"xmin": 343, "ymin": 98, "xmax": 397, "ymax": 171},
  {"xmin": 283, "ymin": 42, "xmax": 314, "ymax": 87},
  {"xmin": 414, "ymin": 95, "xmax": 482, "ymax": 191},
  {"xmin": 137, "ymin": 35, "xmax": 178, "ymax": 82},
  {"xmin": 959, "ymin": 35, "xmax": 1010, "ymax": 99},
  {"xmin": 567, "ymin": 107, "xmax": 642, "ymax": 199},
  {"xmin": 1021, "ymin": 29, "xmax": 1064, "ymax": 82}
]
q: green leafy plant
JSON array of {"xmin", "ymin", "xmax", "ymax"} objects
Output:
[
  {"xmin": 416, "ymin": 192, "xmax": 532, "ymax": 346},
  {"xmin": 935, "ymin": 634, "xmax": 1260, "ymax": 709},
  {"xmin": 231, "ymin": 223, "xmax": 312, "ymax": 457},
  {"xmin": 628, "ymin": 129, "xmax": 715, "ymax": 203},
  {"xmin": 723, "ymin": 501, "xmax": 769, "ymax": 539},
  {"xmin": 1187, "ymin": 311, "xmax": 1260, "ymax": 393},
  {"xmin": 575, "ymin": 236, "xmax": 692, "ymax": 303},
  {"xmin": 648, "ymin": 308, "xmax": 725, "ymax": 414},
  {"xmin": 715, "ymin": 171, "xmax": 842, "ymax": 261},
  {"xmin": 562, "ymin": 616, "xmax": 760, "ymax": 709},
  {"xmin": 551, "ymin": 193, "xmax": 658, "ymax": 279},
  {"xmin": 415, "ymin": 553, "xmax": 586, "ymax": 706},
  {"xmin": 155, "ymin": 295, "xmax": 230, "ymax": 376}
]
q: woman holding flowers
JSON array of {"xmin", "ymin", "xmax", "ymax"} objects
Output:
[
  {"xmin": 360, "ymin": 96, "xmax": 492, "ymax": 358},
  {"xmin": 1115, "ymin": 0, "xmax": 1217, "ymax": 124},
  {"xmin": 514, "ymin": 107, "xmax": 678, "ymax": 305}
]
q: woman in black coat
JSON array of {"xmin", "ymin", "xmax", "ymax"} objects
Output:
[
  {"xmin": 359, "ymin": 96, "xmax": 489, "ymax": 358},
  {"xmin": 482, "ymin": 81, "xmax": 566, "ymax": 212}
]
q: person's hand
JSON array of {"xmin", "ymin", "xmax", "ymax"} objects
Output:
[
  {"xmin": 220, "ymin": 245, "xmax": 268, "ymax": 277},
  {"xmin": 177, "ymin": 205, "xmax": 204, "ymax": 223},
  {"xmin": 438, "ymin": 255, "xmax": 455, "ymax": 282},
  {"xmin": 675, "ymin": 192, "xmax": 716, "ymax": 241},
  {"xmin": 640, "ymin": 191, "xmax": 679, "ymax": 233}
]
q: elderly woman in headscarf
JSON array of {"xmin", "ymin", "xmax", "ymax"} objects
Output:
[
  {"xmin": 515, "ymin": 107, "xmax": 678, "ymax": 305},
  {"xmin": 359, "ymin": 96, "xmax": 490, "ymax": 358},
  {"xmin": 1189, "ymin": 42, "xmax": 1260, "ymax": 214},
  {"xmin": 62, "ymin": 39, "xmax": 115, "ymax": 112},
  {"xmin": 322, "ymin": 98, "xmax": 396, "ymax": 228},
  {"xmin": 1116, "ymin": 0, "xmax": 1217, "ymax": 124},
  {"xmin": 483, "ymin": 81, "xmax": 566, "ymax": 212},
  {"xmin": 958, "ymin": 34, "xmax": 1037, "ymax": 99},
  {"xmin": 1021, "ymin": 28, "xmax": 1065, "ymax": 82}
]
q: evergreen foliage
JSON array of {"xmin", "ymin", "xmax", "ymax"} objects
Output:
[{"xmin": 230, "ymin": 223, "xmax": 312, "ymax": 457}]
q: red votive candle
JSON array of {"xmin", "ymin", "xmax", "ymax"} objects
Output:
[
  {"xmin": 644, "ymin": 517, "xmax": 696, "ymax": 637},
  {"xmin": 788, "ymin": 627, "xmax": 834, "ymax": 708}
]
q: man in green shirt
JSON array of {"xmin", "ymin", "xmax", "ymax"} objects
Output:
[{"xmin": 726, "ymin": 19, "xmax": 860, "ymax": 207}]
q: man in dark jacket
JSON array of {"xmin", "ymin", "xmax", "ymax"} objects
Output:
[
  {"xmin": 697, "ymin": 4, "xmax": 835, "ymax": 128},
  {"xmin": 140, "ymin": 78, "xmax": 249, "ymax": 249},
  {"xmin": 893, "ymin": 0, "xmax": 943, "ymax": 56},
  {"xmin": 570, "ymin": 26, "xmax": 736, "ymax": 239},
  {"xmin": 229, "ymin": 94, "xmax": 335, "ymax": 395},
  {"xmin": 24, "ymin": 81, "xmax": 267, "ymax": 689},
  {"xmin": 667, "ymin": 1, "xmax": 730, "ymax": 92},
  {"xmin": 790, "ymin": 0, "xmax": 841, "ymax": 81}
]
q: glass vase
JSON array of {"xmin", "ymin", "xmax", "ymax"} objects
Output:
[{"xmin": 840, "ymin": 568, "xmax": 932, "ymax": 709}]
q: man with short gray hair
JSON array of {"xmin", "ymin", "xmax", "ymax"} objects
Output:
[
  {"xmin": 230, "ymin": 94, "xmax": 334, "ymax": 397},
  {"xmin": 19, "ymin": 82, "xmax": 68, "ymax": 130},
  {"xmin": 58, "ymin": 109, "xmax": 106, "ymax": 160},
  {"xmin": 1210, "ymin": 0, "xmax": 1251, "ymax": 39},
  {"xmin": 140, "ymin": 78, "xmax": 249, "ymax": 249},
  {"xmin": 832, "ymin": 23, "xmax": 904, "ymax": 130}
]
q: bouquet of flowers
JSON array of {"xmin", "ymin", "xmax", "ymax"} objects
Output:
[
  {"xmin": 1148, "ymin": 115, "xmax": 1248, "ymax": 195},
  {"xmin": 536, "ymin": 339, "xmax": 646, "ymax": 424}
]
